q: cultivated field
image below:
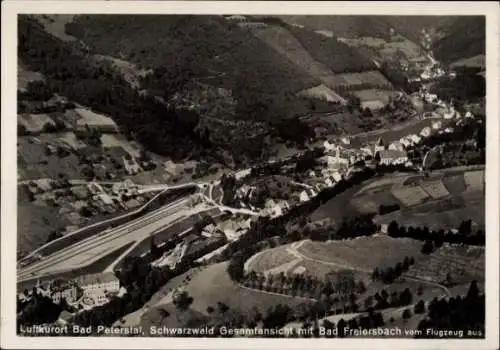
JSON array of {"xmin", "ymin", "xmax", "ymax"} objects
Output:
[
  {"xmin": 374, "ymin": 201, "xmax": 485, "ymax": 230},
  {"xmin": 321, "ymin": 70, "xmax": 393, "ymax": 90},
  {"xmin": 297, "ymin": 84, "xmax": 347, "ymax": 104},
  {"xmin": 314, "ymin": 167, "xmax": 484, "ymax": 232},
  {"xmin": 418, "ymin": 179, "xmax": 450, "ymax": 199},
  {"xmin": 353, "ymin": 89, "xmax": 399, "ymax": 104},
  {"xmin": 404, "ymin": 244, "xmax": 484, "ymax": 285},
  {"xmin": 251, "ymin": 25, "xmax": 333, "ymax": 81},
  {"xmin": 391, "ymin": 185, "xmax": 430, "ymax": 207}
]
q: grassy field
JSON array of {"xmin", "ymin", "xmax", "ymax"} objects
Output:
[
  {"xmin": 323, "ymin": 167, "xmax": 485, "ymax": 228},
  {"xmin": 350, "ymin": 117, "xmax": 439, "ymax": 147},
  {"xmin": 353, "ymin": 89, "xmax": 399, "ymax": 104},
  {"xmin": 322, "ymin": 70, "xmax": 393, "ymax": 90},
  {"xmin": 250, "ymin": 25, "xmax": 334, "ymax": 80},
  {"xmin": 17, "ymin": 202, "xmax": 70, "ymax": 256},
  {"xmin": 374, "ymin": 201, "xmax": 485, "ymax": 230},
  {"xmin": 297, "ymin": 236, "xmax": 424, "ymax": 271},
  {"xmin": 177, "ymin": 262, "xmax": 312, "ymax": 315}
]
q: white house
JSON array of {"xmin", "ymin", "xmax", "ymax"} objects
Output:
[
  {"xmin": 379, "ymin": 150, "xmax": 408, "ymax": 165},
  {"xmin": 388, "ymin": 141, "xmax": 404, "ymax": 151},
  {"xmin": 299, "ymin": 190, "xmax": 310, "ymax": 202},
  {"xmin": 331, "ymin": 171, "xmax": 343, "ymax": 183},
  {"xmin": 323, "ymin": 140, "xmax": 336, "ymax": 152},
  {"xmin": 444, "ymin": 127, "xmax": 454, "ymax": 133},
  {"xmin": 420, "ymin": 127, "xmax": 432, "ymax": 138},
  {"xmin": 341, "ymin": 137, "xmax": 351, "ymax": 145},
  {"xmin": 432, "ymin": 121, "xmax": 443, "ymax": 130}
]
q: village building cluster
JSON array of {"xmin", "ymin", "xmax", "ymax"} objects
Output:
[{"xmin": 18, "ymin": 272, "xmax": 125, "ymax": 310}]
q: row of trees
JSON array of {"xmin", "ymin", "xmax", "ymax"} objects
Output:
[
  {"xmin": 371, "ymin": 256, "xmax": 416, "ymax": 284},
  {"xmin": 387, "ymin": 220, "xmax": 485, "ymax": 247},
  {"xmin": 241, "ymin": 269, "xmax": 365, "ymax": 302},
  {"xmin": 416, "ymin": 281, "xmax": 485, "ymax": 338},
  {"xmin": 363, "ymin": 288, "xmax": 414, "ymax": 312}
]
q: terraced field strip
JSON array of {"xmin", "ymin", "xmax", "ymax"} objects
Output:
[
  {"xmin": 251, "ymin": 25, "xmax": 334, "ymax": 79},
  {"xmin": 321, "ymin": 70, "xmax": 393, "ymax": 90},
  {"xmin": 419, "ymin": 179, "xmax": 450, "ymax": 199},
  {"xmin": 391, "ymin": 185, "xmax": 430, "ymax": 207}
]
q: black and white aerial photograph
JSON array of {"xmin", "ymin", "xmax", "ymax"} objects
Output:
[{"xmin": 2, "ymin": 2, "xmax": 499, "ymax": 349}]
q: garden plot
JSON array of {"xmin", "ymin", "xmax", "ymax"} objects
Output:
[
  {"xmin": 419, "ymin": 180, "xmax": 450, "ymax": 199},
  {"xmin": 463, "ymin": 170, "xmax": 484, "ymax": 192},
  {"xmin": 391, "ymin": 185, "xmax": 430, "ymax": 207}
]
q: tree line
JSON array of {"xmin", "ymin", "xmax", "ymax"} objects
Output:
[
  {"xmin": 371, "ymin": 256, "xmax": 415, "ymax": 284},
  {"xmin": 387, "ymin": 220, "xmax": 485, "ymax": 247}
]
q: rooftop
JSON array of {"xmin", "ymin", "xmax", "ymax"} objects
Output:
[
  {"xmin": 75, "ymin": 108, "xmax": 117, "ymax": 128},
  {"xmin": 379, "ymin": 150, "xmax": 407, "ymax": 159},
  {"xmin": 74, "ymin": 272, "xmax": 119, "ymax": 287}
]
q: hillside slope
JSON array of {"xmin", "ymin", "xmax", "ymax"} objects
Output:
[
  {"xmin": 65, "ymin": 15, "xmax": 320, "ymax": 121},
  {"xmin": 19, "ymin": 15, "xmax": 320, "ymax": 165},
  {"xmin": 432, "ymin": 16, "xmax": 485, "ymax": 64}
]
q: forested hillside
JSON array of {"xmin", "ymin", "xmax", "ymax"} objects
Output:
[
  {"xmin": 65, "ymin": 15, "xmax": 319, "ymax": 122},
  {"xmin": 433, "ymin": 16, "xmax": 485, "ymax": 64}
]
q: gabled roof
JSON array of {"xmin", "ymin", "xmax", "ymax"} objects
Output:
[{"xmin": 379, "ymin": 150, "xmax": 407, "ymax": 160}]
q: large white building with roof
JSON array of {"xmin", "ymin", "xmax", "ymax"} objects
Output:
[{"xmin": 74, "ymin": 272, "xmax": 120, "ymax": 303}]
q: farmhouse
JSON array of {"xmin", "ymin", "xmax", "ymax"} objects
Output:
[
  {"xmin": 75, "ymin": 108, "xmax": 118, "ymax": 133},
  {"xmin": 378, "ymin": 150, "xmax": 408, "ymax": 165}
]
